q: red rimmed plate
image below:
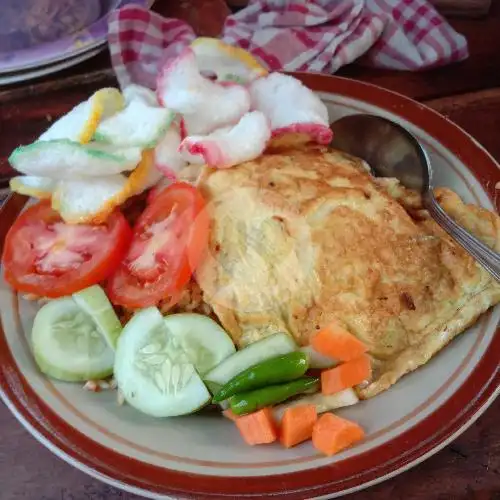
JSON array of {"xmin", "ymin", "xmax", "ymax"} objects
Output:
[{"xmin": 0, "ymin": 74, "xmax": 499, "ymax": 499}]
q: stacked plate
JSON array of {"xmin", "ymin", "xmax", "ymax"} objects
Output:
[{"xmin": 0, "ymin": 0, "xmax": 153, "ymax": 85}]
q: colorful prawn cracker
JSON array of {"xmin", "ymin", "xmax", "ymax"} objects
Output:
[
  {"xmin": 39, "ymin": 88, "xmax": 124, "ymax": 144},
  {"xmin": 180, "ymin": 111, "xmax": 271, "ymax": 169},
  {"xmin": 249, "ymin": 73, "xmax": 333, "ymax": 145},
  {"xmin": 157, "ymin": 48, "xmax": 250, "ymax": 135}
]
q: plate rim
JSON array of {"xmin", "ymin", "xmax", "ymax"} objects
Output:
[
  {"xmin": 0, "ymin": 0, "xmax": 153, "ymax": 75},
  {"xmin": 0, "ymin": 46, "xmax": 105, "ymax": 86},
  {"xmin": 0, "ymin": 73, "xmax": 499, "ymax": 499}
]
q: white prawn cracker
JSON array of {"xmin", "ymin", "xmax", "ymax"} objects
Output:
[
  {"xmin": 126, "ymin": 149, "xmax": 163, "ymax": 196},
  {"xmin": 9, "ymin": 176, "xmax": 57, "ymax": 199},
  {"xmin": 39, "ymin": 88, "xmax": 124, "ymax": 144},
  {"xmin": 122, "ymin": 84, "xmax": 159, "ymax": 107},
  {"xmin": 9, "ymin": 140, "xmax": 142, "ymax": 179},
  {"xmin": 154, "ymin": 127, "xmax": 187, "ymax": 180},
  {"xmin": 52, "ymin": 150, "xmax": 162, "ymax": 224},
  {"xmin": 94, "ymin": 99, "xmax": 175, "ymax": 148},
  {"xmin": 52, "ymin": 175, "xmax": 130, "ymax": 224},
  {"xmin": 157, "ymin": 48, "xmax": 250, "ymax": 135},
  {"xmin": 180, "ymin": 111, "xmax": 271, "ymax": 169},
  {"xmin": 190, "ymin": 37, "xmax": 267, "ymax": 83},
  {"xmin": 249, "ymin": 73, "xmax": 333, "ymax": 145}
]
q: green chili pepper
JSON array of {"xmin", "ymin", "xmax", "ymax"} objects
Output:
[
  {"xmin": 212, "ymin": 351, "xmax": 309, "ymax": 403},
  {"xmin": 229, "ymin": 376, "xmax": 320, "ymax": 415}
]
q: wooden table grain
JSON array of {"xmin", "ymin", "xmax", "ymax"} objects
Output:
[{"xmin": 1, "ymin": 1, "xmax": 499, "ymax": 499}]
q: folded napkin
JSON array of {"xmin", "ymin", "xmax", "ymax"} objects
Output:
[{"xmin": 108, "ymin": 0, "xmax": 469, "ymax": 89}]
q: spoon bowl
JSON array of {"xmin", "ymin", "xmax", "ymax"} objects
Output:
[{"xmin": 330, "ymin": 113, "xmax": 500, "ymax": 281}]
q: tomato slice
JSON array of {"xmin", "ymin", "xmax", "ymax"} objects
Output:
[
  {"xmin": 2, "ymin": 201, "xmax": 132, "ymax": 298},
  {"xmin": 107, "ymin": 182, "xmax": 210, "ymax": 309}
]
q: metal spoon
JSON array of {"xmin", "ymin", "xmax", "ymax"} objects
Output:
[{"xmin": 330, "ymin": 113, "xmax": 500, "ymax": 282}]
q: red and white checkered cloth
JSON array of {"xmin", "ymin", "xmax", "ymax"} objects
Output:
[{"xmin": 108, "ymin": 0, "xmax": 469, "ymax": 89}]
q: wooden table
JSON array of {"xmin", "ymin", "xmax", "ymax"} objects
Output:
[{"xmin": 1, "ymin": 1, "xmax": 499, "ymax": 499}]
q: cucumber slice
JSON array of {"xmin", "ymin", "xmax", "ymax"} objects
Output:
[
  {"xmin": 9, "ymin": 139, "xmax": 142, "ymax": 179},
  {"xmin": 73, "ymin": 285, "xmax": 122, "ymax": 350},
  {"xmin": 31, "ymin": 297, "xmax": 115, "ymax": 382},
  {"xmin": 114, "ymin": 308, "xmax": 211, "ymax": 417},
  {"xmin": 94, "ymin": 99, "xmax": 175, "ymax": 148},
  {"xmin": 273, "ymin": 388, "xmax": 359, "ymax": 423},
  {"xmin": 299, "ymin": 345, "xmax": 338, "ymax": 369},
  {"xmin": 203, "ymin": 332, "xmax": 296, "ymax": 388},
  {"xmin": 163, "ymin": 313, "xmax": 236, "ymax": 375}
]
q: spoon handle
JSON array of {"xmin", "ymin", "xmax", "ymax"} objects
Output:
[{"xmin": 424, "ymin": 192, "xmax": 500, "ymax": 282}]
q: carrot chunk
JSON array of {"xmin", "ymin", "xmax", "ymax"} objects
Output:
[
  {"xmin": 311, "ymin": 322, "xmax": 367, "ymax": 362},
  {"xmin": 223, "ymin": 408, "xmax": 239, "ymax": 422},
  {"xmin": 312, "ymin": 412, "xmax": 365, "ymax": 456},
  {"xmin": 279, "ymin": 404, "xmax": 318, "ymax": 448},
  {"xmin": 321, "ymin": 354, "xmax": 371, "ymax": 395},
  {"xmin": 235, "ymin": 407, "xmax": 278, "ymax": 445}
]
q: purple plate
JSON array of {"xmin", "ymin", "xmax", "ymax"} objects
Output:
[{"xmin": 0, "ymin": 0, "xmax": 154, "ymax": 74}]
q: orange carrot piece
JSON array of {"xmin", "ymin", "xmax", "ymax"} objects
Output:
[
  {"xmin": 235, "ymin": 407, "xmax": 278, "ymax": 445},
  {"xmin": 279, "ymin": 404, "xmax": 318, "ymax": 448},
  {"xmin": 321, "ymin": 354, "xmax": 371, "ymax": 395},
  {"xmin": 312, "ymin": 413, "xmax": 365, "ymax": 456},
  {"xmin": 311, "ymin": 322, "xmax": 367, "ymax": 362},
  {"xmin": 223, "ymin": 409, "xmax": 239, "ymax": 422}
]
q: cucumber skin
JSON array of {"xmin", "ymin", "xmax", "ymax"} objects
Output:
[
  {"xmin": 163, "ymin": 313, "xmax": 236, "ymax": 376},
  {"xmin": 30, "ymin": 297, "xmax": 115, "ymax": 383},
  {"xmin": 203, "ymin": 332, "xmax": 296, "ymax": 387},
  {"xmin": 33, "ymin": 348, "xmax": 113, "ymax": 382},
  {"xmin": 73, "ymin": 285, "xmax": 122, "ymax": 350},
  {"xmin": 114, "ymin": 307, "xmax": 213, "ymax": 417},
  {"xmin": 272, "ymin": 388, "xmax": 359, "ymax": 423}
]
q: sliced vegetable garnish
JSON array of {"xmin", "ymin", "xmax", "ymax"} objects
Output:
[
  {"xmin": 163, "ymin": 313, "xmax": 235, "ymax": 375},
  {"xmin": 179, "ymin": 111, "xmax": 271, "ymax": 169},
  {"xmin": 311, "ymin": 322, "xmax": 367, "ymax": 362},
  {"xmin": 73, "ymin": 285, "xmax": 122, "ymax": 350},
  {"xmin": 312, "ymin": 413, "xmax": 365, "ymax": 456},
  {"xmin": 107, "ymin": 183, "xmax": 209, "ymax": 309},
  {"xmin": 31, "ymin": 297, "xmax": 115, "ymax": 382},
  {"xmin": 204, "ymin": 332, "xmax": 297, "ymax": 389},
  {"xmin": 9, "ymin": 139, "xmax": 142, "ymax": 179},
  {"xmin": 190, "ymin": 37, "xmax": 267, "ymax": 84},
  {"xmin": 9, "ymin": 176, "xmax": 56, "ymax": 199},
  {"xmin": 213, "ymin": 351, "xmax": 309, "ymax": 402},
  {"xmin": 249, "ymin": 73, "xmax": 333, "ymax": 145},
  {"xmin": 114, "ymin": 307, "xmax": 211, "ymax": 417},
  {"xmin": 94, "ymin": 98, "xmax": 175, "ymax": 148},
  {"xmin": 39, "ymin": 88, "xmax": 124, "ymax": 143},
  {"xmin": 299, "ymin": 345, "xmax": 338, "ymax": 369},
  {"xmin": 222, "ymin": 408, "xmax": 239, "ymax": 421},
  {"xmin": 147, "ymin": 177, "xmax": 173, "ymax": 204},
  {"xmin": 235, "ymin": 407, "xmax": 278, "ymax": 445},
  {"xmin": 279, "ymin": 404, "xmax": 318, "ymax": 448},
  {"xmin": 321, "ymin": 354, "xmax": 372, "ymax": 395},
  {"xmin": 273, "ymin": 388, "xmax": 359, "ymax": 423},
  {"xmin": 2, "ymin": 201, "xmax": 132, "ymax": 298},
  {"xmin": 122, "ymin": 84, "xmax": 158, "ymax": 107},
  {"xmin": 229, "ymin": 376, "xmax": 320, "ymax": 416}
]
